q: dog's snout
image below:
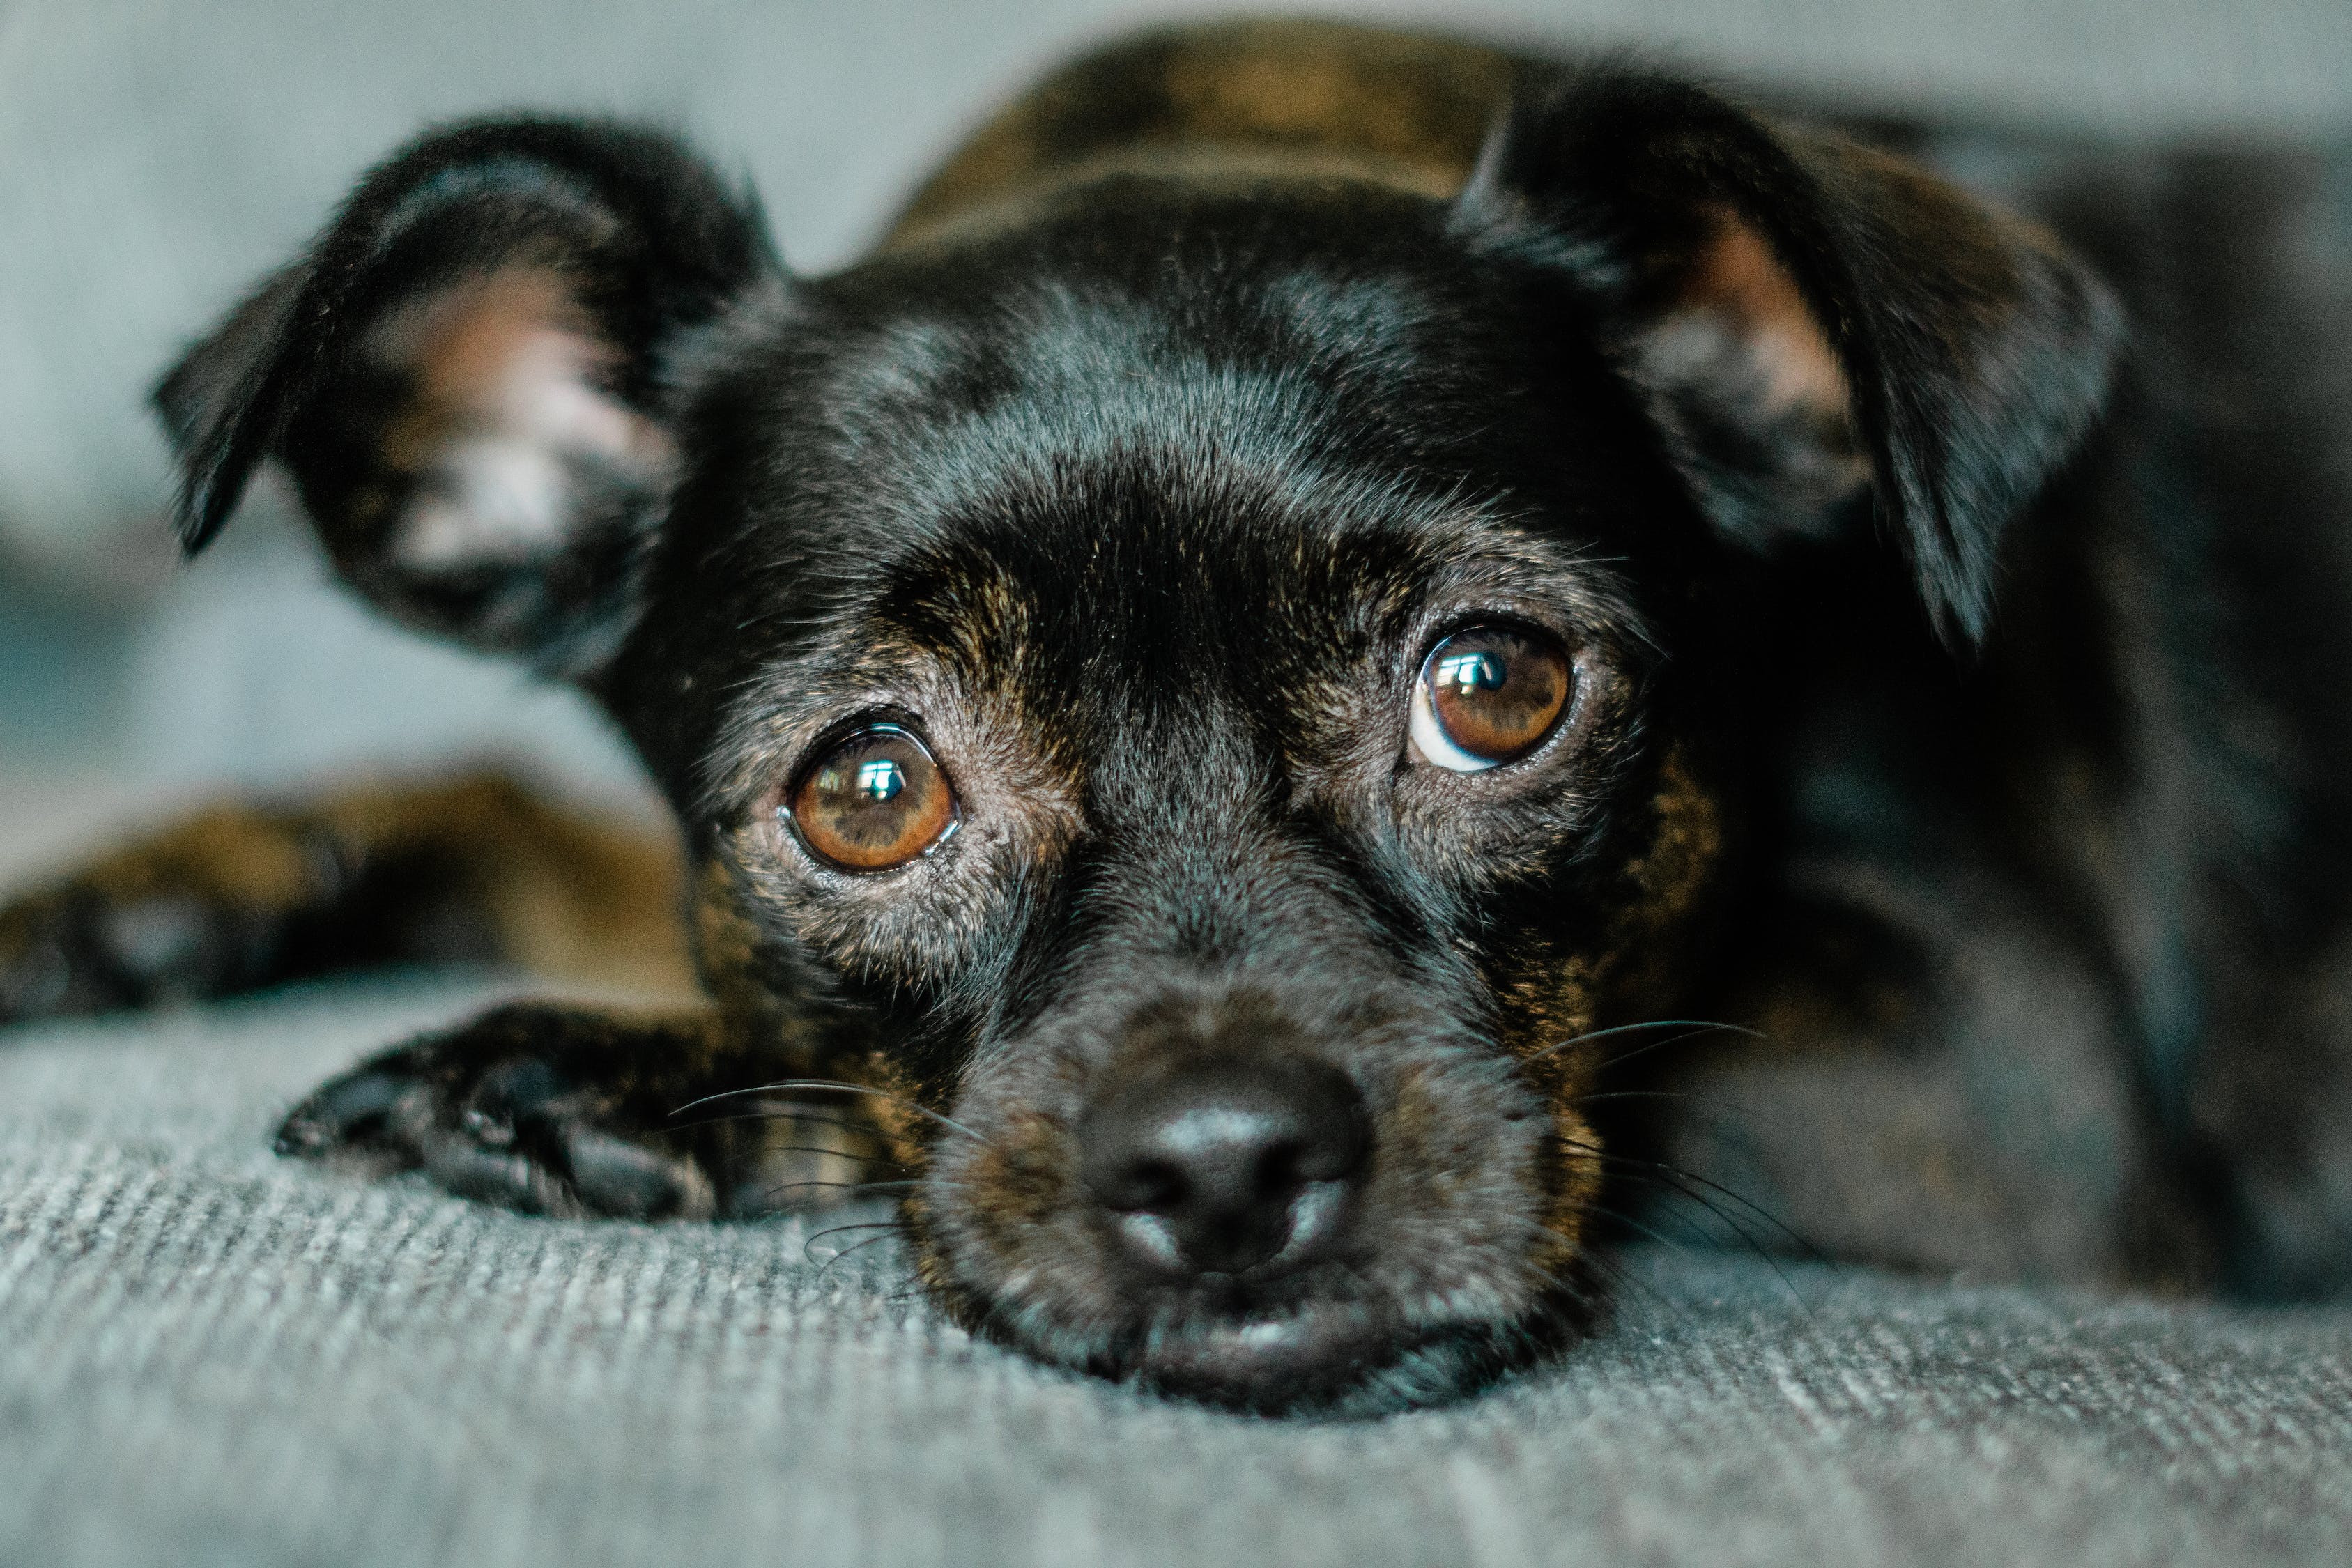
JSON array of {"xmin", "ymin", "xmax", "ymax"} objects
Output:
[{"xmin": 1080, "ymin": 1054, "xmax": 1369, "ymax": 1277}]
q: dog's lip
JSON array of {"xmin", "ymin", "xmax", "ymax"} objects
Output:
[
  {"xmin": 1136, "ymin": 1305, "xmax": 1392, "ymax": 1397},
  {"xmin": 1107, "ymin": 1298, "xmax": 1516, "ymax": 1414}
]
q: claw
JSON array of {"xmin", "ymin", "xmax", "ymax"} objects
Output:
[{"xmin": 275, "ymin": 1065, "xmax": 415, "ymax": 1155}]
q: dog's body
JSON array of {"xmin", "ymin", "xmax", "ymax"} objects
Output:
[{"xmin": 5, "ymin": 20, "xmax": 2350, "ymax": 1411}]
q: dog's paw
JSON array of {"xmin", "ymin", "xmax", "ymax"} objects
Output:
[
  {"xmin": 275, "ymin": 1012, "xmax": 718, "ymax": 1221},
  {"xmin": 0, "ymin": 883, "xmax": 261, "ymax": 1024}
]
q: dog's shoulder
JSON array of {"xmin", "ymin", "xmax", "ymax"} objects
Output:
[{"xmin": 881, "ymin": 19, "xmax": 1532, "ymax": 250}]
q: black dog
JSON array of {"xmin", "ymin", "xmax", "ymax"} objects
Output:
[{"xmin": 4, "ymin": 19, "xmax": 2349, "ymax": 1413}]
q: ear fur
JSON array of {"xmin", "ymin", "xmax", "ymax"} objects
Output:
[
  {"xmin": 155, "ymin": 117, "xmax": 779, "ymax": 675},
  {"xmin": 1455, "ymin": 68, "xmax": 2123, "ymax": 646}
]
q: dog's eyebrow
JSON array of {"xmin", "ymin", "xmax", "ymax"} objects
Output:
[{"xmin": 696, "ymin": 650, "xmax": 943, "ymax": 815}]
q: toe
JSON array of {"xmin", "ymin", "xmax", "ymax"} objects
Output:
[
  {"xmin": 564, "ymin": 1125, "xmax": 714, "ymax": 1220},
  {"xmin": 275, "ymin": 1064, "xmax": 417, "ymax": 1157}
]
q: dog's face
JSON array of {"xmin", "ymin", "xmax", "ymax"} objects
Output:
[
  {"xmin": 670, "ymin": 187, "xmax": 1704, "ymax": 1409},
  {"xmin": 159, "ymin": 71, "xmax": 2116, "ymax": 1411}
]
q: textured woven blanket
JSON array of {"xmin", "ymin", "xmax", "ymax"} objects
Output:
[{"xmin": 3, "ymin": 981, "xmax": 2348, "ymax": 1567}]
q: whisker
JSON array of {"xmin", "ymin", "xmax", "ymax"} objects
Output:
[
  {"xmin": 1525, "ymin": 1018, "xmax": 1762, "ymax": 1068},
  {"xmin": 1577, "ymin": 1242, "xmax": 1699, "ymax": 1333},
  {"xmin": 712, "ymin": 1142, "xmax": 911, "ymax": 1176},
  {"xmin": 672, "ymin": 1079, "xmax": 990, "ymax": 1147},
  {"xmin": 1588, "ymin": 1024, "xmax": 1764, "ymax": 1076},
  {"xmin": 1569, "ymin": 1089, "xmax": 1740, "ymax": 1112},
  {"xmin": 1428, "ymin": 1209, "xmax": 1676, "ymax": 1326},
  {"xmin": 814, "ymin": 1229, "xmax": 902, "ymax": 1283},
  {"xmin": 762, "ymin": 1176, "xmax": 950, "ymax": 1204},
  {"xmin": 667, "ymin": 1106, "xmax": 901, "ymax": 1141},
  {"xmin": 1577, "ymin": 1197, "xmax": 1707, "ymax": 1261},
  {"xmin": 1561, "ymin": 1094, "xmax": 1791, "ymax": 1214},
  {"xmin": 1468, "ymin": 1207, "xmax": 1694, "ymax": 1329},
  {"xmin": 804, "ymin": 1218, "xmax": 898, "ymax": 1243},
  {"xmin": 800, "ymin": 1219, "xmax": 900, "ymax": 1267},
  {"xmin": 1578, "ymin": 1142, "xmax": 1834, "ymax": 1273},
  {"xmin": 1578, "ymin": 1160, "xmax": 1823, "ymax": 1313}
]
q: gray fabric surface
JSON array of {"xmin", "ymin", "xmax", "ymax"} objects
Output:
[{"xmin": 3, "ymin": 979, "xmax": 2349, "ymax": 1567}]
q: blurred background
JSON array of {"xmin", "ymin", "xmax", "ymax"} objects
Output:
[{"xmin": 3, "ymin": 0, "xmax": 2349, "ymax": 882}]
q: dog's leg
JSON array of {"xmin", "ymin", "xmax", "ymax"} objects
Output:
[
  {"xmin": 0, "ymin": 774, "xmax": 693, "ymax": 1023},
  {"xmin": 275, "ymin": 1001, "xmax": 900, "ymax": 1220},
  {"xmin": 2190, "ymin": 935, "xmax": 2352, "ymax": 1298},
  {"xmin": 1640, "ymin": 858, "xmax": 2213, "ymax": 1291}
]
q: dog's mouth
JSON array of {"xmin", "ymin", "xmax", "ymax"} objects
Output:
[
  {"xmin": 1061, "ymin": 1293, "xmax": 1578, "ymax": 1417},
  {"xmin": 918, "ymin": 1162, "xmax": 1590, "ymax": 1416}
]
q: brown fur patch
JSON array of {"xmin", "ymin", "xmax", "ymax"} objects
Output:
[
  {"xmin": 884, "ymin": 20, "xmax": 1519, "ymax": 250},
  {"xmin": 313, "ymin": 775, "xmax": 695, "ymax": 999},
  {"xmin": 1484, "ymin": 746, "xmax": 1726, "ymax": 1247},
  {"xmin": 68, "ymin": 806, "xmax": 321, "ymax": 913},
  {"xmin": 1592, "ymin": 746, "xmax": 1729, "ymax": 1022},
  {"xmin": 6, "ymin": 774, "xmax": 695, "ymax": 1005}
]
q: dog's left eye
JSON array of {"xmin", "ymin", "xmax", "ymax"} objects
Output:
[{"xmin": 1409, "ymin": 627, "xmax": 1572, "ymax": 772}]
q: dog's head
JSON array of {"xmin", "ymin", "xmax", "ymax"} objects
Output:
[{"xmin": 158, "ymin": 67, "xmax": 2116, "ymax": 1412}]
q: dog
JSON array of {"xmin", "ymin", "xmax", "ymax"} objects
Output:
[{"xmin": 3, "ymin": 17, "xmax": 2349, "ymax": 1414}]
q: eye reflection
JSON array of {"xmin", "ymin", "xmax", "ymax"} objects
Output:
[
  {"xmin": 852, "ymin": 759, "xmax": 904, "ymax": 804},
  {"xmin": 1434, "ymin": 650, "xmax": 1507, "ymax": 697},
  {"xmin": 785, "ymin": 725, "xmax": 956, "ymax": 871}
]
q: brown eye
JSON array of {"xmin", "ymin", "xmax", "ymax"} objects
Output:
[
  {"xmin": 784, "ymin": 725, "xmax": 958, "ymax": 871},
  {"xmin": 1410, "ymin": 627, "xmax": 1571, "ymax": 771}
]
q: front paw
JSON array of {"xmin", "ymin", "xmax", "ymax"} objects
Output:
[
  {"xmin": 275, "ymin": 1006, "xmax": 718, "ymax": 1220},
  {"xmin": 0, "ymin": 884, "xmax": 256, "ymax": 1023}
]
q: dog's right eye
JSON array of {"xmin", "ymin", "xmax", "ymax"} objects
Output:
[
  {"xmin": 782, "ymin": 725, "xmax": 958, "ymax": 871},
  {"xmin": 1409, "ymin": 627, "xmax": 1571, "ymax": 771}
]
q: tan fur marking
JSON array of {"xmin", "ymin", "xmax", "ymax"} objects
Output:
[
  {"xmin": 1680, "ymin": 211, "xmax": 1850, "ymax": 422},
  {"xmin": 884, "ymin": 20, "xmax": 1517, "ymax": 250},
  {"xmin": 70, "ymin": 808, "xmax": 320, "ymax": 912},
  {"xmin": 1594, "ymin": 746, "xmax": 1728, "ymax": 1022},
  {"xmin": 1486, "ymin": 747, "xmax": 1727, "ymax": 1247},
  {"xmin": 9, "ymin": 776, "xmax": 696, "ymax": 1004},
  {"xmin": 305, "ymin": 776, "xmax": 695, "ymax": 999},
  {"xmin": 1153, "ymin": 24, "xmax": 1510, "ymax": 173}
]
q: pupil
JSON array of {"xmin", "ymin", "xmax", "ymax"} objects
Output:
[
  {"xmin": 1437, "ymin": 650, "xmax": 1506, "ymax": 695},
  {"xmin": 852, "ymin": 758, "xmax": 904, "ymax": 804}
]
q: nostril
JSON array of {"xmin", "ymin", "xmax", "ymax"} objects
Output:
[
  {"xmin": 1254, "ymin": 1138, "xmax": 1307, "ymax": 1198},
  {"xmin": 1079, "ymin": 1052, "xmax": 1371, "ymax": 1279},
  {"xmin": 1096, "ymin": 1156, "xmax": 1187, "ymax": 1216}
]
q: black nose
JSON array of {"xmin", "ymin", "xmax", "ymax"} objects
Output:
[{"xmin": 1079, "ymin": 1053, "xmax": 1371, "ymax": 1277}]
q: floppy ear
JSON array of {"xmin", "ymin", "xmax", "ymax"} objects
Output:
[
  {"xmin": 1455, "ymin": 69, "xmax": 2122, "ymax": 647},
  {"xmin": 156, "ymin": 118, "xmax": 779, "ymax": 675}
]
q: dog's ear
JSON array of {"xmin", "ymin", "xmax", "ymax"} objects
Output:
[
  {"xmin": 1456, "ymin": 70, "xmax": 2121, "ymax": 647},
  {"xmin": 156, "ymin": 118, "xmax": 778, "ymax": 674}
]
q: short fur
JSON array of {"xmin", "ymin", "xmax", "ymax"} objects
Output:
[{"xmin": 6, "ymin": 19, "xmax": 2351, "ymax": 1411}]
